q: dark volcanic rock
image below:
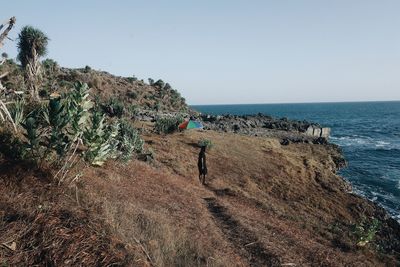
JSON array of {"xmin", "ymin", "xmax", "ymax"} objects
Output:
[
  {"xmin": 280, "ymin": 139, "xmax": 290, "ymax": 146},
  {"xmin": 197, "ymin": 113, "xmax": 326, "ymax": 145}
]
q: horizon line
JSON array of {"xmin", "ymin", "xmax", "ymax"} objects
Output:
[{"xmin": 190, "ymin": 99, "xmax": 400, "ymax": 106}]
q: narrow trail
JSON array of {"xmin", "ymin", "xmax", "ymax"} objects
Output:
[{"xmin": 204, "ymin": 196, "xmax": 281, "ymax": 267}]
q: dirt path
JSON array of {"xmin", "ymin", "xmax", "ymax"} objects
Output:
[{"xmin": 204, "ymin": 197, "xmax": 281, "ymax": 267}]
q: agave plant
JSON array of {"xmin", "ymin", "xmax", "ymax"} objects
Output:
[
  {"xmin": 9, "ymin": 98, "xmax": 25, "ymax": 128},
  {"xmin": 0, "ymin": 100, "xmax": 17, "ymax": 131}
]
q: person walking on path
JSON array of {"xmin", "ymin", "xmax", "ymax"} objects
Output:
[{"xmin": 198, "ymin": 145, "xmax": 207, "ymax": 185}]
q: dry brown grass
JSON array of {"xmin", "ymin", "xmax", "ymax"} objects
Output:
[
  {"xmin": 1, "ymin": 129, "xmax": 399, "ymax": 266},
  {"xmin": 134, "ymin": 130, "xmax": 399, "ymax": 266},
  {"xmin": 0, "ymin": 162, "xmax": 140, "ymax": 266},
  {"xmin": 80, "ymin": 159, "xmax": 241, "ymax": 267}
]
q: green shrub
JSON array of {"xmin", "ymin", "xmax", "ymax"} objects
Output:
[
  {"xmin": 148, "ymin": 78, "xmax": 154, "ymax": 86},
  {"xmin": 84, "ymin": 65, "xmax": 91, "ymax": 73},
  {"xmin": 83, "ymin": 110, "xmax": 119, "ymax": 166},
  {"xmin": 154, "ymin": 79, "xmax": 165, "ymax": 89},
  {"xmin": 198, "ymin": 138, "xmax": 213, "ymax": 150},
  {"xmin": 127, "ymin": 75, "xmax": 138, "ymax": 83},
  {"xmin": 116, "ymin": 120, "xmax": 144, "ymax": 161},
  {"xmin": 352, "ymin": 217, "xmax": 380, "ymax": 247},
  {"xmin": 126, "ymin": 90, "xmax": 138, "ymax": 99},
  {"xmin": 59, "ymin": 80, "xmax": 73, "ymax": 88},
  {"xmin": 22, "ymin": 116, "xmax": 41, "ymax": 158},
  {"xmin": 0, "ymin": 129, "xmax": 26, "ymax": 161},
  {"xmin": 66, "ymin": 82, "xmax": 93, "ymax": 137},
  {"xmin": 164, "ymin": 83, "xmax": 172, "ymax": 91},
  {"xmin": 155, "ymin": 102, "xmax": 161, "ymax": 111},
  {"xmin": 42, "ymin": 58, "xmax": 59, "ymax": 74},
  {"xmin": 45, "ymin": 97, "xmax": 69, "ymax": 157},
  {"xmin": 0, "ymin": 82, "xmax": 144, "ymax": 172},
  {"xmin": 101, "ymin": 97, "xmax": 125, "ymax": 118},
  {"xmin": 127, "ymin": 104, "xmax": 139, "ymax": 117},
  {"xmin": 154, "ymin": 115, "xmax": 184, "ymax": 134}
]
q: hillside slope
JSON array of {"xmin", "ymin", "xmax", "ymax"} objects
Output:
[
  {"xmin": 3, "ymin": 130, "xmax": 398, "ymax": 266},
  {"xmin": 1, "ymin": 61, "xmax": 399, "ymax": 266},
  {"xmin": 0, "ymin": 60, "xmax": 188, "ymax": 112}
]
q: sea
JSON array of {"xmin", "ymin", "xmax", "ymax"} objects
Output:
[{"xmin": 192, "ymin": 101, "xmax": 400, "ymax": 222}]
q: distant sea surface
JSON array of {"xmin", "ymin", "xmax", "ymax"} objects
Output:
[{"xmin": 192, "ymin": 102, "xmax": 400, "ymax": 221}]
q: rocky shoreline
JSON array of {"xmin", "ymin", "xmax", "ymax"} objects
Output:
[
  {"xmin": 198, "ymin": 113, "xmax": 331, "ymax": 144},
  {"xmin": 135, "ymin": 109, "xmax": 348, "ymax": 169},
  {"xmin": 136, "ymin": 109, "xmax": 333, "ymax": 145}
]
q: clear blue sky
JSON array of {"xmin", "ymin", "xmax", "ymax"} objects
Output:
[{"xmin": 2, "ymin": 0, "xmax": 400, "ymax": 104}]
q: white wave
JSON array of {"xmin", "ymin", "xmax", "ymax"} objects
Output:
[
  {"xmin": 376, "ymin": 141, "xmax": 390, "ymax": 147},
  {"xmin": 331, "ymin": 135, "xmax": 398, "ymax": 150},
  {"xmin": 349, "ymin": 185, "xmax": 400, "ymax": 222}
]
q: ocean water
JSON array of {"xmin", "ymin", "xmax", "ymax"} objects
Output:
[{"xmin": 192, "ymin": 101, "xmax": 400, "ymax": 221}]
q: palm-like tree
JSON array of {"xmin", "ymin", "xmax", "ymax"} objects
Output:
[{"xmin": 17, "ymin": 26, "xmax": 49, "ymax": 100}]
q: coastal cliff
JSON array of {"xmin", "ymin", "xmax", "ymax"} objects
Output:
[
  {"xmin": 1, "ymin": 65, "xmax": 399, "ymax": 266},
  {"xmin": 2, "ymin": 122, "xmax": 400, "ymax": 266}
]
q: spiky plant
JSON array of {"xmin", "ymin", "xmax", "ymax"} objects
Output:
[
  {"xmin": 0, "ymin": 100, "xmax": 17, "ymax": 132},
  {"xmin": 17, "ymin": 26, "xmax": 49, "ymax": 100},
  {"xmin": 9, "ymin": 98, "xmax": 25, "ymax": 128}
]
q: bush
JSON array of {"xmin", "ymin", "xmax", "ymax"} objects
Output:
[
  {"xmin": 127, "ymin": 75, "xmax": 137, "ymax": 83},
  {"xmin": 127, "ymin": 104, "xmax": 139, "ymax": 117},
  {"xmin": 148, "ymin": 78, "xmax": 154, "ymax": 86},
  {"xmin": 126, "ymin": 90, "xmax": 137, "ymax": 99},
  {"xmin": 84, "ymin": 65, "xmax": 91, "ymax": 73},
  {"xmin": 164, "ymin": 83, "xmax": 172, "ymax": 91},
  {"xmin": 116, "ymin": 120, "xmax": 144, "ymax": 161},
  {"xmin": 0, "ymin": 82, "xmax": 144, "ymax": 173},
  {"xmin": 83, "ymin": 109, "xmax": 119, "ymax": 166},
  {"xmin": 39, "ymin": 89, "xmax": 49, "ymax": 98},
  {"xmin": 101, "ymin": 98, "xmax": 125, "ymax": 118},
  {"xmin": 198, "ymin": 138, "xmax": 213, "ymax": 150},
  {"xmin": 154, "ymin": 115, "xmax": 184, "ymax": 134},
  {"xmin": 154, "ymin": 102, "xmax": 161, "ymax": 111},
  {"xmin": 42, "ymin": 58, "xmax": 59, "ymax": 74},
  {"xmin": 0, "ymin": 129, "xmax": 26, "ymax": 161},
  {"xmin": 352, "ymin": 217, "xmax": 380, "ymax": 247},
  {"xmin": 153, "ymin": 79, "xmax": 165, "ymax": 89}
]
